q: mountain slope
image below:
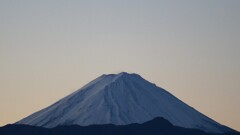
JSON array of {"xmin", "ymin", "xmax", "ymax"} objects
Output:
[{"xmin": 16, "ymin": 72, "xmax": 234, "ymax": 133}]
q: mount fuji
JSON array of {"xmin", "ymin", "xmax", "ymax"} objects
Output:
[{"xmin": 16, "ymin": 72, "xmax": 234, "ymax": 133}]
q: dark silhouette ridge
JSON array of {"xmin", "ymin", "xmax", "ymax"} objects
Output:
[{"xmin": 1, "ymin": 117, "xmax": 239, "ymax": 135}]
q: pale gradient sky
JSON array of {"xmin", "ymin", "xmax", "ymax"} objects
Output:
[{"xmin": 0, "ymin": 0, "xmax": 240, "ymax": 131}]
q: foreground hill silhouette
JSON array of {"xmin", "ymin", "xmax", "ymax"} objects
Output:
[{"xmin": 1, "ymin": 117, "xmax": 239, "ymax": 135}]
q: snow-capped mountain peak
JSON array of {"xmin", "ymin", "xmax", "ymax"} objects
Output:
[{"xmin": 16, "ymin": 72, "xmax": 233, "ymax": 133}]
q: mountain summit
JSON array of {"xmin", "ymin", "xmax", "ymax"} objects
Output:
[{"xmin": 16, "ymin": 72, "xmax": 233, "ymax": 133}]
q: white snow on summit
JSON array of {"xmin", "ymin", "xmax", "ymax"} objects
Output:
[{"xmin": 16, "ymin": 72, "xmax": 232, "ymax": 133}]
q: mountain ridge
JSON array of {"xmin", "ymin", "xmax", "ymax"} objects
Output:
[
  {"xmin": 16, "ymin": 72, "xmax": 235, "ymax": 133},
  {"xmin": 2, "ymin": 117, "xmax": 239, "ymax": 135}
]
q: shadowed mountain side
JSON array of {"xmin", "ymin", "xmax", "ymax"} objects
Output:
[{"xmin": 1, "ymin": 117, "xmax": 239, "ymax": 135}]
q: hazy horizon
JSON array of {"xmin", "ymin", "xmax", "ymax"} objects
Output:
[{"xmin": 1, "ymin": 0, "xmax": 240, "ymax": 131}]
